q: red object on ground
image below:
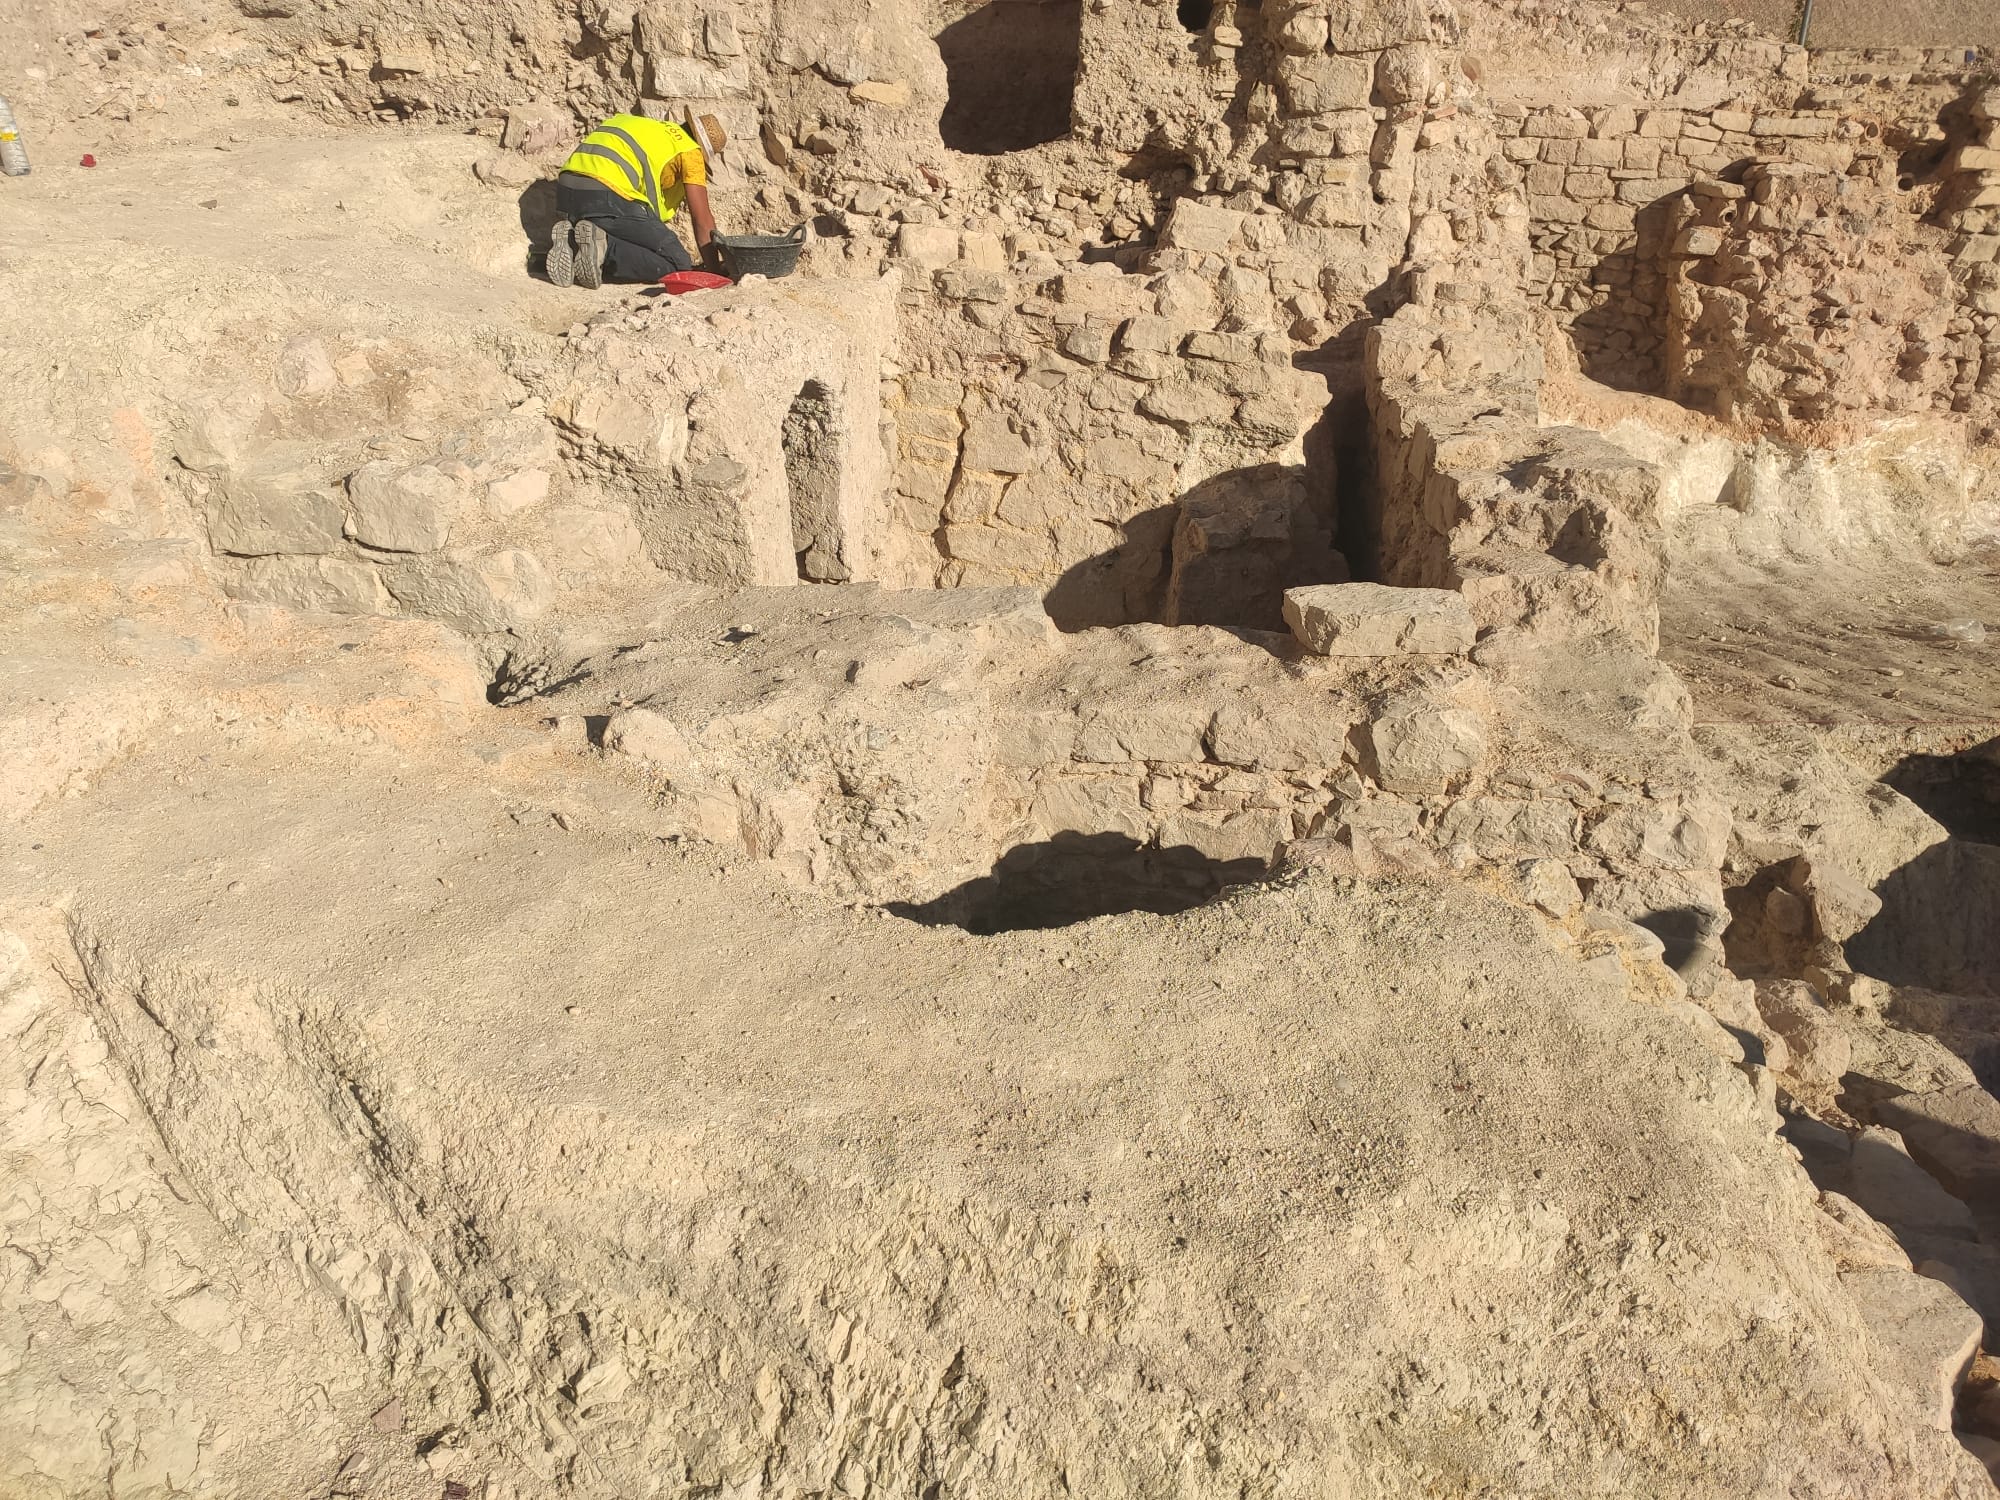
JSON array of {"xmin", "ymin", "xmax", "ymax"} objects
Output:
[
  {"xmin": 79, "ymin": 154, "xmax": 96, "ymax": 167},
  {"xmin": 658, "ymin": 270, "xmax": 732, "ymax": 295}
]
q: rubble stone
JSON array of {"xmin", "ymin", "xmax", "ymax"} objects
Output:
[
  {"xmin": 1841, "ymin": 1267, "xmax": 1984, "ymax": 1431},
  {"xmin": 1283, "ymin": 583, "xmax": 1476, "ymax": 657},
  {"xmin": 205, "ymin": 453, "xmax": 345, "ymax": 557},
  {"xmin": 1361, "ymin": 692, "xmax": 1488, "ymax": 795},
  {"xmin": 346, "ymin": 461, "xmax": 463, "ymax": 553}
]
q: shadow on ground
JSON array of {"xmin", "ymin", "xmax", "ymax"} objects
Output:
[{"xmin": 885, "ymin": 831, "xmax": 1271, "ymax": 934}]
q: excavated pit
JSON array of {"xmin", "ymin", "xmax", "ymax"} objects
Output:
[{"xmin": 7, "ymin": 0, "xmax": 2000, "ymax": 1495}]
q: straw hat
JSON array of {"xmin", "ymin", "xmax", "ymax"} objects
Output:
[{"xmin": 688, "ymin": 111, "xmax": 728, "ymax": 163}]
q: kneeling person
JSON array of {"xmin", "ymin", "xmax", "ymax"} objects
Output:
[{"xmin": 549, "ymin": 110, "xmax": 725, "ymax": 287}]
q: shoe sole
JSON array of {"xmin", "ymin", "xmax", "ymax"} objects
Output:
[
  {"xmin": 546, "ymin": 220, "xmax": 576, "ymax": 287},
  {"xmin": 574, "ymin": 220, "xmax": 606, "ymax": 289}
]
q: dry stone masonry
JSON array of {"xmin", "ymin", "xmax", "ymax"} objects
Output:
[{"xmin": 4, "ymin": 0, "xmax": 2000, "ymax": 1493}]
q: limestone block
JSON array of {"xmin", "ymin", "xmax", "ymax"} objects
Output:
[
  {"xmin": 1028, "ymin": 774, "xmax": 1147, "ymax": 841},
  {"xmin": 1277, "ymin": 54, "xmax": 1372, "ymax": 115},
  {"xmin": 959, "ymin": 231, "xmax": 1007, "ymax": 271},
  {"xmin": 1060, "ymin": 322, "xmax": 1115, "ymax": 364},
  {"xmin": 226, "ymin": 556, "xmax": 390, "ymax": 616},
  {"xmin": 1136, "ymin": 381, "xmax": 1235, "ymax": 429},
  {"xmin": 1326, "ymin": 0, "xmax": 1429, "ymax": 50},
  {"xmin": 1361, "ymin": 692, "xmax": 1487, "ymax": 795},
  {"xmin": 1751, "ymin": 114, "xmax": 1834, "ymax": 139},
  {"xmin": 1166, "ymin": 479, "xmax": 1335, "ymax": 632},
  {"xmin": 1524, "ymin": 112, "xmax": 1588, "ymax": 140},
  {"xmin": 207, "ymin": 453, "xmax": 345, "ymax": 557},
  {"xmin": 486, "ymin": 468, "xmax": 552, "ymax": 519},
  {"xmin": 944, "ymin": 470, "xmax": 1005, "ymax": 525},
  {"xmin": 1873, "ymin": 1085, "xmax": 2000, "ymax": 1207},
  {"xmin": 1272, "ymin": 118, "xmax": 1340, "ymax": 162},
  {"xmin": 1840, "ymin": 1267, "xmax": 1983, "ymax": 1431},
  {"xmin": 940, "ymin": 524, "xmax": 1050, "ymax": 574},
  {"xmin": 1753, "ymin": 980, "xmax": 1850, "ymax": 1088},
  {"xmin": 1616, "ymin": 177, "xmax": 1691, "ymax": 206},
  {"xmin": 1073, "ymin": 704, "xmax": 1208, "ymax": 764},
  {"xmin": 1849, "ymin": 1127, "xmax": 1976, "ymax": 1238},
  {"xmin": 1673, "ymin": 225, "xmax": 1724, "ymax": 257},
  {"xmin": 566, "ymin": 384, "xmax": 688, "ymax": 466},
  {"xmin": 1155, "ymin": 200, "xmax": 1245, "ymax": 255},
  {"xmin": 175, "ymin": 392, "xmax": 265, "ymax": 473},
  {"xmin": 501, "ymin": 102, "xmax": 571, "ymax": 154},
  {"xmin": 1159, "ymin": 807, "xmax": 1291, "ymax": 864},
  {"xmin": 1284, "ymin": 584, "xmax": 1474, "ymax": 657},
  {"xmin": 602, "ymin": 707, "xmax": 701, "ymax": 779},
  {"xmin": 1152, "ymin": 270, "xmax": 1217, "ymax": 323},
  {"xmin": 1585, "ymin": 798, "xmax": 1729, "ymax": 872},
  {"xmin": 273, "ymin": 336, "xmax": 338, "ymax": 398},
  {"xmin": 1207, "ymin": 703, "xmax": 1343, "ymax": 771},
  {"xmin": 994, "ymin": 709, "xmax": 1075, "ymax": 766},
  {"xmin": 1299, "ymin": 187, "xmax": 1367, "ymax": 229},
  {"xmin": 643, "ymin": 52, "xmax": 750, "ymax": 100},
  {"xmin": 1185, "ymin": 330, "xmax": 1260, "ymax": 365},
  {"xmin": 536, "ymin": 505, "xmax": 648, "ymax": 575},
  {"xmin": 850, "ymin": 80, "xmax": 911, "ymax": 107},
  {"xmin": 1516, "ymin": 857, "xmax": 1583, "ymax": 917},
  {"xmin": 345, "ymin": 461, "xmax": 464, "ymax": 553},
  {"xmin": 1275, "ymin": 8, "xmax": 1330, "ymax": 53},
  {"xmin": 384, "ymin": 549, "xmax": 554, "ymax": 634},
  {"xmin": 474, "ymin": 152, "xmax": 541, "ymax": 189},
  {"xmin": 893, "ymin": 223, "xmax": 960, "ymax": 268},
  {"xmin": 960, "ymin": 418, "xmax": 1036, "ymax": 474},
  {"xmin": 1374, "ymin": 45, "xmax": 1433, "ymax": 105},
  {"xmin": 1783, "ymin": 855, "xmax": 1882, "ymax": 943},
  {"xmin": 1434, "ymin": 798, "xmax": 1578, "ymax": 859}
]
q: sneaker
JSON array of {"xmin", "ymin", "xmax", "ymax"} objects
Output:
[
  {"xmin": 546, "ymin": 219, "xmax": 576, "ymax": 287},
  {"xmin": 573, "ymin": 218, "xmax": 607, "ymax": 289}
]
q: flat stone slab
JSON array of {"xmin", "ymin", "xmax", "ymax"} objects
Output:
[
  {"xmin": 1283, "ymin": 583, "xmax": 1476, "ymax": 657},
  {"xmin": 1841, "ymin": 1266, "xmax": 1984, "ymax": 1431}
]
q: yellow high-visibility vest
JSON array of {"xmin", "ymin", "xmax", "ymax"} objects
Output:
[{"xmin": 560, "ymin": 115, "xmax": 708, "ymax": 222}]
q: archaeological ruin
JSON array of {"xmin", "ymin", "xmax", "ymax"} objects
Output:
[{"xmin": 4, "ymin": 0, "xmax": 2000, "ymax": 1493}]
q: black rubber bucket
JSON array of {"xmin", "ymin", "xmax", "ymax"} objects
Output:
[{"xmin": 712, "ymin": 224, "xmax": 807, "ymax": 280}]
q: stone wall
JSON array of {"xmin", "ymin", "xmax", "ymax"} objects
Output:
[
  {"xmin": 1493, "ymin": 48, "xmax": 2000, "ymax": 438},
  {"xmin": 880, "ymin": 213, "xmax": 1331, "ymax": 629},
  {"xmin": 193, "ymin": 280, "xmax": 900, "ymax": 641},
  {"xmin": 843, "ymin": 0, "xmax": 1526, "ymax": 625},
  {"xmin": 1367, "ymin": 295, "xmax": 1670, "ymax": 652}
]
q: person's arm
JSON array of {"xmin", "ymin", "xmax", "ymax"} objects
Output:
[{"xmin": 684, "ymin": 182, "xmax": 719, "ymax": 271}]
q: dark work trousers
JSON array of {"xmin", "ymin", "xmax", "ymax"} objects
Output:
[{"xmin": 555, "ymin": 171, "xmax": 693, "ymax": 280}]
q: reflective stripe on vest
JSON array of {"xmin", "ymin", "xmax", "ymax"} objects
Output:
[
  {"xmin": 563, "ymin": 117, "xmax": 699, "ymax": 222},
  {"xmin": 590, "ymin": 122, "xmax": 661, "ymax": 218}
]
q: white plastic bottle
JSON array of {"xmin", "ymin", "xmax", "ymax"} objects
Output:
[{"xmin": 0, "ymin": 96, "xmax": 31, "ymax": 177}]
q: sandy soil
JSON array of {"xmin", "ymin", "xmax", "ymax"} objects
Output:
[
  {"xmin": 6, "ymin": 652, "xmax": 1986, "ymax": 1498},
  {"xmin": 1661, "ymin": 555, "xmax": 2000, "ymax": 765}
]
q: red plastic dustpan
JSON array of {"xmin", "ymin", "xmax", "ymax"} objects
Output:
[{"xmin": 659, "ymin": 270, "xmax": 733, "ymax": 294}]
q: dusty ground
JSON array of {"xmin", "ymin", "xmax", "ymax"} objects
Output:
[
  {"xmin": 3, "ymin": 619, "xmax": 1988, "ymax": 1498},
  {"xmin": 1662, "ymin": 556, "xmax": 2000, "ymax": 761}
]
